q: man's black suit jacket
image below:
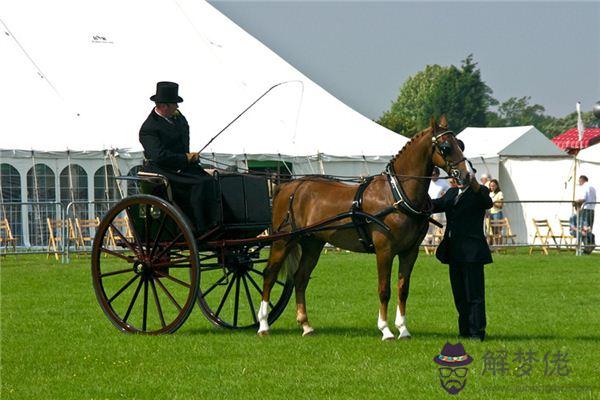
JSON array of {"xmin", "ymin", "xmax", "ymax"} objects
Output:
[
  {"xmin": 139, "ymin": 109, "xmax": 191, "ymax": 171},
  {"xmin": 432, "ymin": 185, "xmax": 493, "ymax": 265}
]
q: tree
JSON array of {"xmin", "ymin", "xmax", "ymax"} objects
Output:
[
  {"xmin": 487, "ymin": 96, "xmax": 553, "ymax": 129},
  {"xmin": 378, "ymin": 55, "xmax": 495, "ymax": 137}
]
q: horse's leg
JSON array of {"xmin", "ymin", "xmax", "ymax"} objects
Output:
[
  {"xmin": 395, "ymin": 245, "xmax": 419, "ymax": 339},
  {"xmin": 257, "ymin": 239, "xmax": 291, "ymax": 336},
  {"xmin": 294, "ymin": 239, "xmax": 324, "ymax": 337},
  {"xmin": 376, "ymin": 249, "xmax": 395, "ymax": 341}
]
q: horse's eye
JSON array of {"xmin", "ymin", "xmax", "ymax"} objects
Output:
[{"xmin": 439, "ymin": 142, "xmax": 452, "ymax": 156}]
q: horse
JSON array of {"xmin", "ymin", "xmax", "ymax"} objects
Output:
[{"xmin": 256, "ymin": 116, "xmax": 470, "ymax": 340}]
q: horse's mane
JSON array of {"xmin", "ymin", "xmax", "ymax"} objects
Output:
[{"xmin": 388, "ymin": 127, "xmax": 431, "ymax": 166}]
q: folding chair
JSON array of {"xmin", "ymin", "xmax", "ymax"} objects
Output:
[
  {"xmin": 47, "ymin": 218, "xmax": 78, "ymax": 261},
  {"xmin": 106, "ymin": 216, "xmax": 133, "ymax": 248},
  {"xmin": 529, "ymin": 219, "xmax": 558, "ymax": 255},
  {"xmin": 556, "ymin": 219, "xmax": 576, "ymax": 252},
  {"xmin": 423, "ymin": 225, "xmax": 444, "ymax": 255},
  {"xmin": 75, "ymin": 217, "xmax": 100, "ymax": 252},
  {"xmin": 0, "ymin": 218, "xmax": 17, "ymax": 255},
  {"xmin": 489, "ymin": 217, "xmax": 517, "ymax": 253}
]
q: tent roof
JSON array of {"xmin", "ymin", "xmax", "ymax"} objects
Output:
[
  {"xmin": 551, "ymin": 128, "xmax": 600, "ymax": 151},
  {"xmin": 0, "ymin": 0, "xmax": 407, "ymax": 157},
  {"xmin": 577, "ymin": 142, "xmax": 600, "ymax": 163},
  {"xmin": 457, "ymin": 126, "xmax": 565, "ymax": 158}
]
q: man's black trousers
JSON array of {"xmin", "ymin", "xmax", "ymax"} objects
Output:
[{"xmin": 449, "ymin": 263, "xmax": 486, "ymax": 340}]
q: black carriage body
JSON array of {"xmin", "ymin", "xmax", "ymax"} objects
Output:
[
  {"xmin": 214, "ymin": 172, "xmax": 271, "ymax": 238},
  {"xmin": 132, "ymin": 172, "xmax": 271, "ymax": 242}
]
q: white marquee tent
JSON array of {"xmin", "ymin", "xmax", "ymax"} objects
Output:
[
  {"xmin": 1, "ymin": 0, "xmax": 408, "ymax": 246},
  {"xmin": 457, "ymin": 126, "xmax": 574, "ymax": 243},
  {"xmin": 576, "ymin": 143, "xmax": 600, "ymax": 240}
]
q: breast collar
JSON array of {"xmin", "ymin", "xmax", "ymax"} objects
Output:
[{"xmin": 385, "ymin": 163, "xmax": 432, "ymax": 217}]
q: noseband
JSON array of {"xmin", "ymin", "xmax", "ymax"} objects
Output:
[{"xmin": 431, "ymin": 130, "xmax": 469, "ymax": 182}]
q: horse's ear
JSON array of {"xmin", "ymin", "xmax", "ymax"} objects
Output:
[
  {"xmin": 429, "ymin": 116, "xmax": 436, "ymax": 131},
  {"xmin": 439, "ymin": 115, "xmax": 448, "ymax": 129}
]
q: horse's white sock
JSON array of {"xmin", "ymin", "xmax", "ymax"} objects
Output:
[
  {"xmin": 257, "ymin": 301, "xmax": 269, "ymax": 334},
  {"xmin": 378, "ymin": 315, "xmax": 395, "ymax": 341},
  {"xmin": 395, "ymin": 306, "xmax": 411, "ymax": 338}
]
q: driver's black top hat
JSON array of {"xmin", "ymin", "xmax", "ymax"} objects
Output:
[{"xmin": 150, "ymin": 81, "xmax": 183, "ymax": 103}]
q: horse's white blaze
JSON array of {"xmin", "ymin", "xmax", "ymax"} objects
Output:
[
  {"xmin": 257, "ymin": 301, "xmax": 269, "ymax": 334},
  {"xmin": 395, "ymin": 305, "xmax": 411, "ymax": 338},
  {"xmin": 378, "ymin": 314, "xmax": 395, "ymax": 341}
]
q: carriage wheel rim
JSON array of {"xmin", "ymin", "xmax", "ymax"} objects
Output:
[{"xmin": 91, "ymin": 195, "xmax": 199, "ymax": 335}]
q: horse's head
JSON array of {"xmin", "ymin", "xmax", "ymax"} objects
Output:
[{"xmin": 430, "ymin": 116, "xmax": 471, "ymax": 186}]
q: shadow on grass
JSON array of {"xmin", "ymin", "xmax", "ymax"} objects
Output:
[{"xmin": 179, "ymin": 326, "xmax": 600, "ymax": 343}]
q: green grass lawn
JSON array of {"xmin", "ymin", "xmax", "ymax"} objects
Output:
[{"xmin": 1, "ymin": 251, "xmax": 599, "ymax": 399}]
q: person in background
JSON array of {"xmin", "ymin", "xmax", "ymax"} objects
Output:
[
  {"xmin": 488, "ymin": 179, "xmax": 504, "ymax": 245},
  {"xmin": 429, "ymin": 167, "xmax": 451, "ymax": 199},
  {"xmin": 480, "ymin": 174, "xmax": 491, "ymax": 188},
  {"xmin": 575, "ymin": 175, "xmax": 596, "ymax": 232}
]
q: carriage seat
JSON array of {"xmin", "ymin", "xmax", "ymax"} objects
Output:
[{"xmin": 135, "ymin": 170, "xmax": 271, "ymax": 238}]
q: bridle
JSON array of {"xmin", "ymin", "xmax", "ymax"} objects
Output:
[
  {"xmin": 431, "ymin": 130, "xmax": 469, "ymax": 184},
  {"xmin": 383, "ymin": 128, "xmax": 472, "ymax": 219}
]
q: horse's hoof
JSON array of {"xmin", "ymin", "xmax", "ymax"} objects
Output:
[
  {"xmin": 382, "ymin": 336, "xmax": 396, "ymax": 341},
  {"xmin": 257, "ymin": 330, "xmax": 270, "ymax": 337},
  {"xmin": 398, "ymin": 335, "xmax": 412, "ymax": 340},
  {"xmin": 302, "ymin": 328, "xmax": 315, "ymax": 337}
]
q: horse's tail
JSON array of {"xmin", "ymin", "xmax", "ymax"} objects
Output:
[{"xmin": 279, "ymin": 244, "xmax": 302, "ymax": 281}]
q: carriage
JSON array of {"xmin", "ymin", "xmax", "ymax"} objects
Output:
[
  {"xmin": 92, "ymin": 118, "xmax": 470, "ymax": 338},
  {"xmin": 91, "ymin": 170, "xmax": 388, "ymax": 334}
]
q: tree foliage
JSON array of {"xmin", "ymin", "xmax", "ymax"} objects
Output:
[
  {"xmin": 487, "ymin": 96, "xmax": 598, "ymax": 138},
  {"xmin": 378, "ymin": 55, "xmax": 495, "ymax": 137}
]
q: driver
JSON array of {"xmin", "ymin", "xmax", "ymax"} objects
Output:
[
  {"xmin": 431, "ymin": 142, "xmax": 493, "ymax": 341},
  {"xmin": 139, "ymin": 81, "xmax": 215, "ymax": 233}
]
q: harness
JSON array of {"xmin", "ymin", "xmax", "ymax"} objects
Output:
[{"xmin": 276, "ymin": 129, "xmax": 467, "ymax": 252}]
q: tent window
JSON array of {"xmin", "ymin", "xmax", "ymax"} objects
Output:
[
  {"xmin": 27, "ymin": 164, "xmax": 56, "ymax": 246},
  {"xmin": 126, "ymin": 165, "xmax": 143, "ymax": 196},
  {"xmin": 94, "ymin": 165, "xmax": 119, "ymax": 218},
  {"xmin": 60, "ymin": 164, "xmax": 88, "ymax": 219},
  {"xmin": 0, "ymin": 163, "xmax": 23, "ymax": 246}
]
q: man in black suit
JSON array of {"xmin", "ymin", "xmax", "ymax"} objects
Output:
[
  {"xmin": 432, "ymin": 172, "xmax": 493, "ymax": 341},
  {"xmin": 139, "ymin": 81, "xmax": 215, "ymax": 232}
]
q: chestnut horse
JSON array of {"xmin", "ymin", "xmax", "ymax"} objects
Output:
[{"xmin": 257, "ymin": 117, "xmax": 470, "ymax": 340}]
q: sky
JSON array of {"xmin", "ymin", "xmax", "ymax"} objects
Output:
[{"xmin": 209, "ymin": 1, "xmax": 600, "ymax": 121}]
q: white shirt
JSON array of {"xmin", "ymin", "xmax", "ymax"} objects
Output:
[
  {"xmin": 428, "ymin": 178, "xmax": 451, "ymax": 199},
  {"xmin": 576, "ymin": 182, "xmax": 597, "ymax": 210}
]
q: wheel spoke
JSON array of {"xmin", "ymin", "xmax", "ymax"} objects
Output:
[
  {"xmin": 109, "ymin": 223, "xmax": 138, "ymax": 255},
  {"xmin": 125, "ymin": 207, "xmax": 144, "ymax": 253},
  {"xmin": 142, "ymin": 278, "xmax": 149, "ymax": 331},
  {"xmin": 153, "ymin": 232, "xmax": 184, "ymax": 261},
  {"xmin": 123, "ymin": 277, "xmax": 145, "ymax": 323},
  {"xmin": 149, "ymin": 214, "xmax": 168, "ymax": 259},
  {"xmin": 233, "ymin": 275, "xmax": 241, "ymax": 327},
  {"xmin": 100, "ymin": 247, "xmax": 135, "ymax": 263},
  {"xmin": 154, "ymin": 270, "xmax": 192, "ymax": 289},
  {"xmin": 155, "ymin": 276, "xmax": 182, "ymax": 312},
  {"xmin": 201, "ymin": 272, "xmax": 231, "ymax": 298},
  {"xmin": 215, "ymin": 275, "xmax": 236, "ymax": 318},
  {"xmin": 144, "ymin": 212, "xmax": 152, "ymax": 256},
  {"xmin": 151, "ymin": 258, "xmax": 191, "ymax": 269},
  {"xmin": 245, "ymin": 273, "xmax": 274, "ymax": 309},
  {"xmin": 108, "ymin": 275, "xmax": 139, "ymax": 304},
  {"xmin": 100, "ymin": 268, "xmax": 133, "ymax": 278},
  {"xmin": 250, "ymin": 268, "xmax": 285, "ymax": 286},
  {"xmin": 149, "ymin": 277, "xmax": 166, "ymax": 328},
  {"xmin": 242, "ymin": 275, "xmax": 258, "ymax": 324}
]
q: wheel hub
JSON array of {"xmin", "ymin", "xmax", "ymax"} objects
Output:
[{"xmin": 133, "ymin": 260, "xmax": 151, "ymax": 275}]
